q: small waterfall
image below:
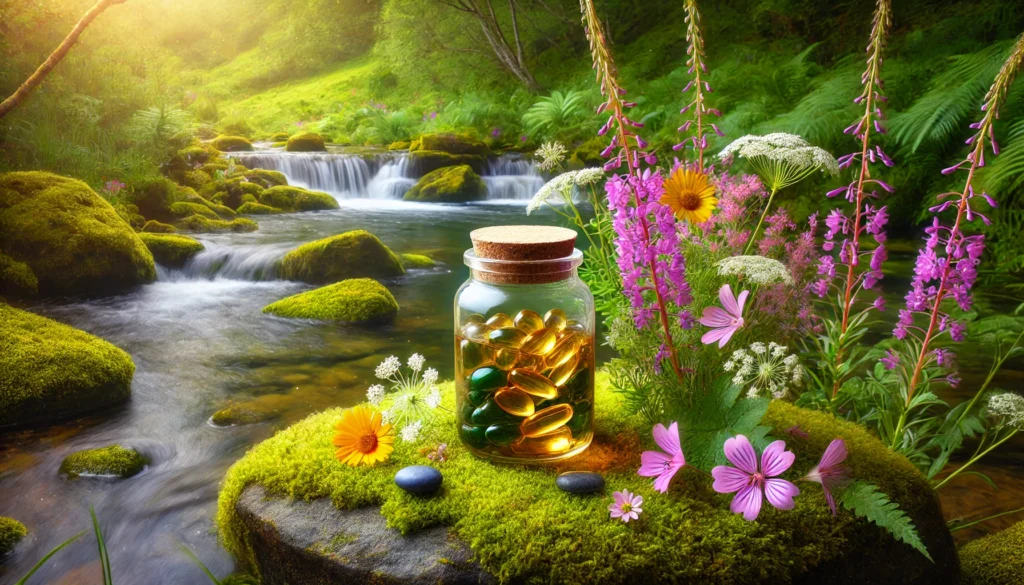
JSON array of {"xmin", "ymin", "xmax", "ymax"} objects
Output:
[
  {"xmin": 164, "ymin": 241, "xmax": 291, "ymax": 281},
  {"xmin": 366, "ymin": 155, "xmax": 417, "ymax": 199},
  {"xmin": 229, "ymin": 152, "xmax": 375, "ymax": 198},
  {"xmin": 482, "ymin": 154, "xmax": 545, "ymax": 201}
]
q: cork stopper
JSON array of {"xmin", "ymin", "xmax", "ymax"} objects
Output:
[{"xmin": 466, "ymin": 226, "xmax": 581, "ymax": 285}]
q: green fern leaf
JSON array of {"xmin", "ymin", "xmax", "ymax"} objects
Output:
[{"xmin": 838, "ymin": 480, "xmax": 933, "ymax": 562}]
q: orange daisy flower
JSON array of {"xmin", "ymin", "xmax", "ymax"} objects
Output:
[
  {"xmin": 333, "ymin": 405, "xmax": 395, "ymax": 467},
  {"xmin": 661, "ymin": 168, "xmax": 718, "ymax": 224}
]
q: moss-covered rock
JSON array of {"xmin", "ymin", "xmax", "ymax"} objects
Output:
[
  {"xmin": 0, "ymin": 172, "xmax": 156, "ymax": 298},
  {"xmin": 59, "ymin": 445, "xmax": 146, "ymax": 479},
  {"xmin": 263, "ymin": 278, "xmax": 398, "ymax": 324},
  {"xmin": 203, "ymin": 179, "xmax": 265, "ymax": 210},
  {"xmin": 212, "ymin": 135, "xmax": 254, "ymax": 152},
  {"xmin": 141, "ymin": 220, "xmax": 177, "ymax": 233},
  {"xmin": 569, "ymin": 136, "xmax": 608, "ymax": 168},
  {"xmin": 387, "ymin": 140, "xmax": 411, "ymax": 150},
  {"xmin": 178, "ymin": 146, "xmax": 212, "ymax": 166},
  {"xmin": 138, "ymin": 233, "xmax": 204, "ymax": 269},
  {"xmin": 410, "ymin": 132, "xmax": 488, "ymax": 156},
  {"xmin": 959, "ymin": 520, "xmax": 1024, "ymax": 585},
  {"xmin": 211, "ymin": 405, "xmax": 275, "ymax": 427},
  {"xmin": 182, "ymin": 169, "xmax": 213, "ymax": 190},
  {"xmin": 278, "ymin": 230, "xmax": 404, "ymax": 285},
  {"xmin": 217, "ymin": 375, "xmax": 957, "ymax": 585},
  {"xmin": 257, "ymin": 186, "xmax": 339, "ymax": 212},
  {"xmin": 170, "ymin": 201, "xmax": 219, "ymax": 220},
  {"xmin": 399, "ymin": 253, "xmax": 436, "ymax": 269},
  {"xmin": 237, "ymin": 202, "xmax": 284, "ymax": 215},
  {"xmin": 176, "ymin": 216, "xmax": 259, "ymax": 233},
  {"xmin": 270, "ymin": 132, "xmax": 291, "ymax": 142},
  {"xmin": 404, "ymin": 165, "xmax": 485, "ymax": 203},
  {"xmin": 408, "ymin": 150, "xmax": 486, "ymax": 175},
  {"xmin": 0, "ymin": 304, "xmax": 134, "ymax": 428},
  {"xmin": 0, "ymin": 517, "xmax": 27, "ymax": 557},
  {"xmin": 111, "ymin": 202, "xmax": 145, "ymax": 230},
  {"xmin": 125, "ymin": 178, "xmax": 179, "ymax": 221},
  {"xmin": 234, "ymin": 169, "xmax": 288, "ymax": 189},
  {"xmin": 286, "ymin": 132, "xmax": 328, "ymax": 152},
  {"xmin": 0, "ymin": 252, "xmax": 38, "ymax": 298}
]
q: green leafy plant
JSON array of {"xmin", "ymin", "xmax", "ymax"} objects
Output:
[
  {"xmin": 678, "ymin": 376, "xmax": 771, "ymax": 469},
  {"xmin": 838, "ymin": 481, "xmax": 932, "ymax": 561},
  {"xmin": 522, "ymin": 90, "xmax": 588, "ymax": 138}
]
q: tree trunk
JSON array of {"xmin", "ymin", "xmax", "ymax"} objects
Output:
[
  {"xmin": 0, "ymin": 0, "xmax": 127, "ymax": 120},
  {"xmin": 437, "ymin": 0, "xmax": 542, "ymax": 91}
]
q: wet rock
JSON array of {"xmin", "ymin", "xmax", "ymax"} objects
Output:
[
  {"xmin": 0, "ymin": 516, "xmax": 27, "ymax": 557},
  {"xmin": 262, "ymin": 278, "xmax": 398, "ymax": 324},
  {"xmin": 60, "ymin": 445, "xmax": 146, "ymax": 479}
]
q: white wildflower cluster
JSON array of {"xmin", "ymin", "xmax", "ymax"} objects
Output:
[
  {"xmin": 723, "ymin": 342, "xmax": 804, "ymax": 400},
  {"xmin": 987, "ymin": 392, "xmax": 1024, "ymax": 430},
  {"xmin": 366, "ymin": 353, "xmax": 443, "ymax": 443},
  {"xmin": 717, "ymin": 255, "xmax": 794, "ymax": 286},
  {"xmin": 719, "ymin": 133, "xmax": 840, "ymax": 176},
  {"xmin": 535, "ymin": 141, "xmax": 568, "ymax": 171},
  {"xmin": 526, "ymin": 168, "xmax": 606, "ymax": 215}
]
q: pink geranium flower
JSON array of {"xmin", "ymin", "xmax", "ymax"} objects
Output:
[
  {"xmin": 711, "ymin": 435, "xmax": 800, "ymax": 521},
  {"xmin": 699, "ymin": 284, "xmax": 749, "ymax": 348},
  {"xmin": 803, "ymin": 438, "xmax": 849, "ymax": 515},
  {"xmin": 637, "ymin": 422, "xmax": 686, "ymax": 493},
  {"xmin": 608, "ymin": 490, "xmax": 643, "ymax": 523}
]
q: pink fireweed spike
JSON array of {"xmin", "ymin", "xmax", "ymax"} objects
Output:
[
  {"xmin": 638, "ymin": 422, "xmax": 686, "ymax": 493},
  {"xmin": 712, "ymin": 435, "xmax": 800, "ymax": 521},
  {"xmin": 803, "ymin": 439, "xmax": 849, "ymax": 515},
  {"xmin": 608, "ymin": 490, "xmax": 643, "ymax": 523},
  {"xmin": 699, "ymin": 284, "xmax": 749, "ymax": 348}
]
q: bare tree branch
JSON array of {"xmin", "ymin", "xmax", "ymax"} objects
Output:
[
  {"xmin": 0, "ymin": 0, "xmax": 128, "ymax": 120},
  {"xmin": 509, "ymin": 0, "xmax": 526, "ymax": 67}
]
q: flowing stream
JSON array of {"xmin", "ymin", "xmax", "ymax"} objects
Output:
[{"xmin": 0, "ymin": 151, "xmax": 1021, "ymax": 583}]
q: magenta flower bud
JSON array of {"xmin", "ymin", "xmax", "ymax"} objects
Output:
[
  {"xmin": 700, "ymin": 135, "xmax": 708, "ymax": 149},
  {"xmin": 873, "ymin": 120, "xmax": 886, "ymax": 134},
  {"xmin": 682, "ymin": 80, "xmax": 694, "ymax": 93},
  {"xmin": 701, "ymin": 62, "xmax": 708, "ymax": 73},
  {"xmin": 992, "ymin": 138, "xmax": 1000, "ymax": 155},
  {"xmin": 632, "ymin": 121, "xmax": 645, "ymax": 128},
  {"xmin": 969, "ymin": 122, "xmax": 982, "ymax": 129},
  {"xmin": 597, "ymin": 124, "xmax": 610, "ymax": 137},
  {"xmin": 708, "ymin": 108, "xmax": 722, "ymax": 117},
  {"xmin": 867, "ymin": 149, "xmax": 876, "ymax": 163},
  {"xmin": 600, "ymin": 142, "xmax": 616, "ymax": 158},
  {"xmin": 876, "ymin": 147, "xmax": 894, "ymax": 167},
  {"xmin": 712, "ymin": 124, "xmax": 724, "ymax": 137},
  {"xmin": 678, "ymin": 121, "xmax": 693, "ymax": 132},
  {"xmin": 596, "ymin": 102, "xmax": 608, "ymax": 114},
  {"xmin": 645, "ymin": 154, "xmax": 658, "ymax": 165},
  {"xmin": 874, "ymin": 180, "xmax": 894, "ymax": 193},
  {"xmin": 623, "ymin": 101, "xmax": 637, "ymax": 109},
  {"xmin": 672, "ymin": 142, "xmax": 686, "ymax": 151},
  {"xmin": 680, "ymin": 105, "xmax": 691, "ymax": 115},
  {"xmin": 636, "ymin": 136, "xmax": 649, "ymax": 148},
  {"xmin": 981, "ymin": 192, "xmax": 998, "ymax": 208},
  {"xmin": 704, "ymin": 82, "xmax": 712, "ymax": 92},
  {"xmin": 826, "ymin": 186, "xmax": 848, "ymax": 198},
  {"xmin": 853, "ymin": 96, "xmax": 864, "ymax": 104},
  {"xmin": 965, "ymin": 135, "xmax": 975, "ymax": 145},
  {"xmin": 940, "ymin": 163, "xmax": 962, "ymax": 175}
]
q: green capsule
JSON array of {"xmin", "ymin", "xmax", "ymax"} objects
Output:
[
  {"xmin": 461, "ymin": 424, "xmax": 489, "ymax": 449},
  {"xmin": 487, "ymin": 327, "xmax": 527, "ymax": 348},
  {"xmin": 460, "ymin": 401, "xmax": 478, "ymax": 424},
  {"xmin": 471, "ymin": 399, "xmax": 520, "ymax": 426},
  {"xmin": 469, "ymin": 366, "xmax": 506, "ymax": 393},
  {"xmin": 485, "ymin": 313, "xmax": 514, "ymax": 328},
  {"xmin": 485, "ymin": 423, "xmax": 524, "ymax": 446},
  {"xmin": 467, "ymin": 389, "xmax": 490, "ymax": 407}
]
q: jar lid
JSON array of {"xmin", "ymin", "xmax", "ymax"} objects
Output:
[{"xmin": 467, "ymin": 226, "xmax": 581, "ymax": 285}]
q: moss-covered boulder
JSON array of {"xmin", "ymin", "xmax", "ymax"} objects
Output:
[
  {"xmin": 278, "ymin": 230, "xmax": 404, "ymax": 285},
  {"xmin": 399, "ymin": 253, "xmax": 436, "ymax": 269},
  {"xmin": 0, "ymin": 304, "xmax": 134, "ymax": 428},
  {"xmin": 138, "ymin": 233, "xmax": 204, "ymax": 269},
  {"xmin": 170, "ymin": 201, "xmax": 219, "ymax": 220},
  {"xmin": 176, "ymin": 216, "xmax": 259, "ymax": 233},
  {"xmin": 404, "ymin": 165, "xmax": 485, "ymax": 203},
  {"xmin": 263, "ymin": 278, "xmax": 398, "ymax": 324},
  {"xmin": 211, "ymin": 405, "xmax": 276, "ymax": 427},
  {"xmin": 0, "ymin": 172, "xmax": 155, "ymax": 298},
  {"xmin": 59, "ymin": 445, "xmax": 147, "ymax": 479},
  {"xmin": 141, "ymin": 220, "xmax": 177, "ymax": 233},
  {"xmin": 270, "ymin": 132, "xmax": 291, "ymax": 142},
  {"xmin": 202, "ymin": 179, "xmax": 265, "ymax": 210},
  {"xmin": 124, "ymin": 178, "xmax": 179, "ymax": 222},
  {"xmin": 960, "ymin": 519, "xmax": 1024, "ymax": 585},
  {"xmin": 257, "ymin": 186, "xmax": 339, "ymax": 212},
  {"xmin": 212, "ymin": 135, "xmax": 254, "ymax": 152},
  {"xmin": 408, "ymin": 150, "xmax": 486, "ymax": 175},
  {"xmin": 387, "ymin": 140, "xmax": 411, "ymax": 150},
  {"xmin": 234, "ymin": 169, "xmax": 288, "ymax": 189},
  {"xmin": 217, "ymin": 375, "xmax": 957, "ymax": 585},
  {"xmin": 0, "ymin": 252, "xmax": 38, "ymax": 298},
  {"xmin": 286, "ymin": 132, "xmax": 327, "ymax": 152},
  {"xmin": 0, "ymin": 517, "xmax": 27, "ymax": 557},
  {"xmin": 570, "ymin": 136, "xmax": 608, "ymax": 167},
  {"xmin": 410, "ymin": 132, "xmax": 488, "ymax": 156},
  {"xmin": 237, "ymin": 202, "xmax": 284, "ymax": 215}
]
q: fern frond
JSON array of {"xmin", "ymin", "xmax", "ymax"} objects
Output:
[
  {"xmin": 757, "ymin": 66, "xmax": 861, "ymax": 147},
  {"xmin": 981, "ymin": 116, "xmax": 1024, "ymax": 198},
  {"xmin": 839, "ymin": 480, "xmax": 933, "ymax": 562}
]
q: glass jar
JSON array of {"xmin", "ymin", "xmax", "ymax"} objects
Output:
[{"xmin": 454, "ymin": 226, "xmax": 595, "ymax": 463}]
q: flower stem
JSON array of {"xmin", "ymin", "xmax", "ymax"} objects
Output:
[
  {"xmin": 743, "ymin": 186, "xmax": 777, "ymax": 255},
  {"xmin": 934, "ymin": 429, "xmax": 1018, "ymax": 490},
  {"xmin": 949, "ymin": 505, "xmax": 1024, "ymax": 532}
]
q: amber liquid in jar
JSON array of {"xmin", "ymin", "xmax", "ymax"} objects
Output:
[{"xmin": 456, "ymin": 308, "xmax": 595, "ymax": 462}]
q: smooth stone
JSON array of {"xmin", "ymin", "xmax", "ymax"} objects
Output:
[
  {"xmin": 460, "ymin": 424, "xmax": 488, "ymax": 449},
  {"xmin": 555, "ymin": 472, "xmax": 605, "ymax": 494},
  {"xmin": 394, "ymin": 465, "xmax": 443, "ymax": 495}
]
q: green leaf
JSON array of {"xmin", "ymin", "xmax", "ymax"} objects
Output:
[
  {"xmin": 838, "ymin": 481, "xmax": 932, "ymax": 562},
  {"xmin": 15, "ymin": 531, "xmax": 86, "ymax": 585},
  {"xmin": 678, "ymin": 375, "xmax": 771, "ymax": 469}
]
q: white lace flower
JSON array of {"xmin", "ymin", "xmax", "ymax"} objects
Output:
[
  {"xmin": 425, "ymin": 387, "xmax": 442, "ymax": 409},
  {"xmin": 573, "ymin": 167, "xmax": 605, "ymax": 185},
  {"xmin": 526, "ymin": 168, "xmax": 605, "ymax": 215},
  {"xmin": 375, "ymin": 355, "xmax": 401, "ymax": 380},
  {"xmin": 423, "ymin": 367, "xmax": 439, "ymax": 386},
  {"xmin": 381, "ymin": 408, "xmax": 394, "ymax": 424},
  {"xmin": 717, "ymin": 255, "xmax": 794, "ymax": 286},
  {"xmin": 987, "ymin": 393, "xmax": 1024, "ymax": 429},
  {"xmin": 535, "ymin": 141, "xmax": 567, "ymax": 171},
  {"xmin": 727, "ymin": 342, "xmax": 803, "ymax": 400},
  {"xmin": 367, "ymin": 384, "xmax": 386, "ymax": 405},
  {"xmin": 408, "ymin": 353, "xmax": 425, "ymax": 372},
  {"xmin": 718, "ymin": 133, "xmax": 839, "ymax": 191},
  {"xmin": 400, "ymin": 420, "xmax": 423, "ymax": 442}
]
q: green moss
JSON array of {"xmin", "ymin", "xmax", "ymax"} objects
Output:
[
  {"xmin": 211, "ymin": 135, "xmax": 254, "ymax": 152},
  {"xmin": 141, "ymin": 220, "xmax": 177, "ymax": 233},
  {"xmin": 178, "ymin": 146, "xmax": 211, "ymax": 165},
  {"xmin": 569, "ymin": 137, "xmax": 607, "ymax": 168},
  {"xmin": 404, "ymin": 165, "xmax": 485, "ymax": 203},
  {"xmin": 0, "ymin": 304, "xmax": 134, "ymax": 428},
  {"xmin": 387, "ymin": 140, "xmax": 411, "ymax": 150},
  {"xmin": 286, "ymin": 132, "xmax": 327, "ymax": 152},
  {"xmin": 111, "ymin": 202, "xmax": 145, "ymax": 230},
  {"xmin": 201, "ymin": 163, "xmax": 229, "ymax": 174},
  {"xmin": 221, "ymin": 575, "xmax": 259, "ymax": 585},
  {"xmin": 0, "ymin": 252, "xmax": 38, "ymax": 297},
  {"xmin": 263, "ymin": 278, "xmax": 398, "ymax": 323},
  {"xmin": 218, "ymin": 374, "xmax": 953, "ymax": 585},
  {"xmin": 59, "ymin": 444, "xmax": 147, "ymax": 478},
  {"xmin": 960, "ymin": 520, "xmax": 1024, "ymax": 585},
  {"xmin": 170, "ymin": 201, "xmax": 218, "ymax": 220},
  {"xmin": 409, "ymin": 132, "xmax": 488, "ymax": 156},
  {"xmin": 182, "ymin": 169, "xmax": 213, "ymax": 190},
  {"xmin": 257, "ymin": 186, "xmax": 339, "ymax": 212},
  {"xmin": 237, "ymin": 201, "xmax": 284, "ymax": 215},
  {"xmin": 138, "ymin": 233, "xmax": 204, "ymax": 269},
  {"xmin": 233, "ymin": 168, "xmax": 288, "ymax": 188},
  {"xmin": 204, "ymin": 179, "xmax": 266, "ymax": 210},
  {"xmin": 270, "ymin": 132, "xmax": 291, "ymax": 142},
  {"xmin": 0, "ymin": 517, "xmax": 27, "ymax": 556},
  {"xmin": 176, "ymin": 215, "xmax": 259, "ymax": 233},
  {"xmin": 211, "ymin": 405, "xmax": 275, "ymax": 426},
  {"xmin": 399, "ymin": 253, "xmax": 436, "ymax": 269},
  {"xmin": 278, "ymin": 230, "xmax": 404, "ymax": 284},
  {"xmin": 408, "ymin": 150, "xmax": 486, "ymax": 175},
  {"xmin": 206, "ymin": 202, "xmax": 238, "ymax": 219},
  {"xmin": 0, "ymin": 172, "xmax": 155, "ymax": 298},
  {"xmin": 125, "ymin": 178, "xmax": 179, "ymax": 221}
]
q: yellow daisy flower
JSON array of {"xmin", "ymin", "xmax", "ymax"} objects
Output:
[
  {"xmin": 333, "ymin": 405, "xmax": 395, "ymax": 467},
  {"xmin": 661, "ymin": 168, "xmax": 718, "ymax": 224}
]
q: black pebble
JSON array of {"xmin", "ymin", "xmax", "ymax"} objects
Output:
[
  {"xmin": 555, "ymin": 471, "xmax": 605, "ymax": 494},
  {"xmin": 394, "ymin": 465, "xmax": 443, "ymax": 495}
]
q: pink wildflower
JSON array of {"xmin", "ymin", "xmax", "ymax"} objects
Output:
[
  {"xmin": 699, "ymin": 284, "xmax": 749, "ymax": 348},
  {"xmin": 712, "ymin": 435, "xmax": 800, "ymax": 521},
  {"xmin": 803, "ymin": 439, "xmax": 850, "ymax": 515},
  {"xmin": 637, "ymin": 422, "xmax": 686, "ymax": 493},
  {"xmin": 608, "ymin": 490, "xmax": 643, "ymax": 523}
]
